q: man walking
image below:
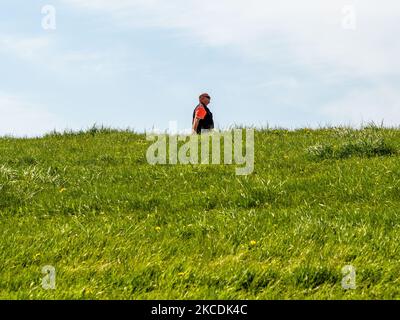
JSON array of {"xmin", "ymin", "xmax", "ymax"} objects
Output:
[{"xmin": 192, "ymin": 93, "xmax": 214, "ymax": 134}]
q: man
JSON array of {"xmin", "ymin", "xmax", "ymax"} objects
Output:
[{"xmin": 192, "ymin": 93, "xmax": 214, "ymax": 134}]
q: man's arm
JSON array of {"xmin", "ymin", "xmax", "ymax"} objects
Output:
[{"xmin": 192, "ymin": 117, "xmax": 200, "ymax": 134}]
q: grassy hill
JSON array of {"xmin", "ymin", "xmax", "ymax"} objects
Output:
[{"xmin": 1, "ymin": 126, "xmax": 400, "ymax": 299}]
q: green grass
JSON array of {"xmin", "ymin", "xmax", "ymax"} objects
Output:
[{"xmin": 1, "ymin": 125, "xmax": 400, "ymax": 299}]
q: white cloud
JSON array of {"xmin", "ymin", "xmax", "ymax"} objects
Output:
[
  {"xmin": 0, "ymin": 34, "xmax": 126, "ymax": 75},
  {"xmin": 62, "ymin": 0, "xmax": 400, "ymax": 128},
  {"xmin": 320, "ymin": 86, "xmax": 400, "ymax": 127},
  {"xmin": 0, "ymin": 93, "xmax": 61, "ymax": 137},
  {"xmin": 0, "ymin": 35, "xmax": 50, "ymax": 61},
  {"xmin": 62, "ymin": 0, "xmax": 400, "ymax": 76}
]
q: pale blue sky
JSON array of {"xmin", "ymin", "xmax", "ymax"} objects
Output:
[{"xmin": 1, "ymin": 0, "xmax": 400, "ymax": 136}]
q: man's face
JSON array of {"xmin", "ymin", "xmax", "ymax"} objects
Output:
[{"xmin": 200, "ymin": 95, "xmax": 211, "ymax": 106}]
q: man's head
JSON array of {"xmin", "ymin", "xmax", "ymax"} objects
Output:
[{"xmin": 199, "ymin": 93, "xmax": 211, "ymax": 106}]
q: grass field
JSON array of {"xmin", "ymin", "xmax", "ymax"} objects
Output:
[{"xmin": 1, "ymin": 125, "xmax": 400, "ymax": 299}]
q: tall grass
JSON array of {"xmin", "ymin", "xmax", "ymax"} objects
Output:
[
  {"xmin": 307, "ymin": 129, "xmax": 397, "ymax": 160},
  {"xmin": 1, "ymin": 127, "xmax": 400, "ymax": 299}
]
